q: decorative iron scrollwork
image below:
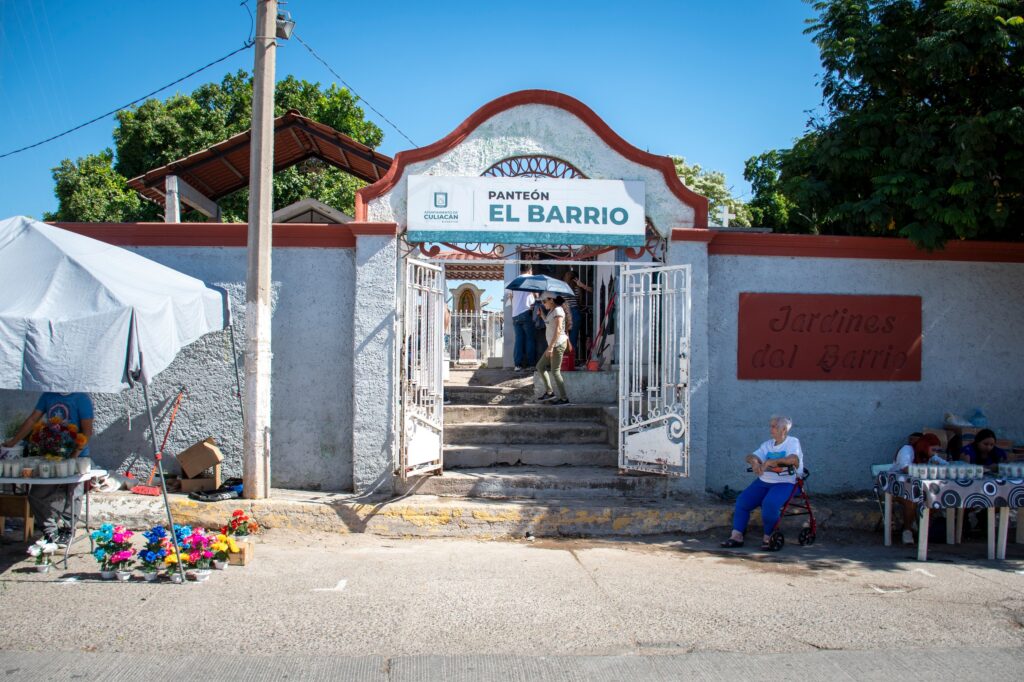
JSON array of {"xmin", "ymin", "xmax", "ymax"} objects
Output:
[{"xmin": 482, "ymin": 155, "xmax": 586, "ymax": 179}]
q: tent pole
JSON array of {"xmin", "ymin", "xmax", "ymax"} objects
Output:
[
  {"xmin": 228, "ymin": 322, "xmax": 245, "ymax": 422},
  {"xmin": 142, "ymin": 381, "xmax": 186, "ymax": 583}
]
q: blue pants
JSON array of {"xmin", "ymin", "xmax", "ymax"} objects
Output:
[
  {"xmin": 732, "ymin": 479, "xmax": 795, "ymax": 536},
  {"xmin": 512, "ymin": 313, "xmax": 535, "ymax": 367},
  {"xmin": 568, "ymin": 307, "xmax": 582, "ymax": 360}
]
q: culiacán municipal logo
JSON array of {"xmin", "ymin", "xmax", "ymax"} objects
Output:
[{"xmin": 433, "ymin": 192, "xmax": 448, "ymax": 209}]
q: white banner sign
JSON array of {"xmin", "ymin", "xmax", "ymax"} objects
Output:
[{"xmin": 406, "ymin": 175, "xmax": 646, "ymax": 246}]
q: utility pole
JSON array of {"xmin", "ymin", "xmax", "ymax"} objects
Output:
[{"xmin": 243, "ymin": 0, "xmax": 278, "ymax": 499}]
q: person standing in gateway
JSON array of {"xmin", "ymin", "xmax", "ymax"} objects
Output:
[
  {"xmin": 3, "ymin": 392, "xmax": 94, "ymax": 546},
  {"xmin": 508, "ymin": 265, "xmax": 537, "ymax": 371}
]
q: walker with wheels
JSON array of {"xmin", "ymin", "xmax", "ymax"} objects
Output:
[{"xmin": 747, "ymin": 465, "xmax": 819, "ymax": 551}]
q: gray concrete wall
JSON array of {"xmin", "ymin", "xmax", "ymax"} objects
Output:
[
  {"xmin": 0, "ymin": 246, "xmax": 356, "ymax": 491},
  {"xmin": 667, "ymin": 241, "xmax": 710, "ymax": 495},
  {"xmin": 351, "ymin": 235, "xmax": 398, "ymax": 495},
  {"xmin": 704, "ymin": 255, "xmax": 1024, "ymax": 494}
]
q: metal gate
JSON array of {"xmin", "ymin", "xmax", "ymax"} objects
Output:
[
  {"xmin": 399, "ymin": 259, "xmax": 445, "ymax": 479},
  {"xmin": 618, "ymin": 264, "xmax": 691, "ymax": 476}
]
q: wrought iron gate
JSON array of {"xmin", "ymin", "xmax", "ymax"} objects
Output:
[
  {"xmin": 617, "ymin": 264, "xmax": 691, "ymax": 476},
  {"xmin": 399, "ymin": 259, "xmax": 445, "ymax": 479}
]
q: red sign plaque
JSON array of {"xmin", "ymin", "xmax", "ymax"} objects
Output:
[{"xmin": 737, "ymin": 293, "xmax": 921, "ymax": 381}]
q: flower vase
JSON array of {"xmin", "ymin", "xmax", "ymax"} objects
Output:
[
  {"xmin": 212, "ymin": 559, "xmax": 227, "ymax": 570},
  {"xmin": 100, "ymin": 569, "xmax": 116, "ymax": 580},
  {"xmin": 35, "ymin": 562, "xmax": 51, "ymax": 573},
  {"xmin": 115, "ymin": 570, "xmax": 132, "ymax": 582},
  {"xmin": 191, "ymin": 568, "xmax": 212, "ymax": 582},
  {"xmin": 142, "ymin": 571, "xmax": 159, "ymax": 582},
  {"xmin": 168, "ymin": 571, "xmax": 185, "ymax": 584}
]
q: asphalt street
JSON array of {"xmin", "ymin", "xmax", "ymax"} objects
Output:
[{"xmin": 1, "ymin": 529, "xmax": 1022, "ymax": 680}]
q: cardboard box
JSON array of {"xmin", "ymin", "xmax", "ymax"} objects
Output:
[
  {"xmin": 178, "ymin": 464, "xmax": 221, "ymax": 493},
  {"xmin": 228, "ymin": 539, "xmax": 254, "ymax": 566},
  {"xmin": 177, "ymin": 438, "xmax": 224, "ymax": 479}
]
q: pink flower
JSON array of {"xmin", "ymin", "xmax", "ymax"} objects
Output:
[
  {"xmin": 202, "ymin": 550, "xmax": 213, "ymax": 559},
  {"xmin": 188, "ymin": 551, "xmax": 200, "ymax": 564},
  {"xmin": 110, "ymin": 550, "xmax": 133, "ymax": 564}
]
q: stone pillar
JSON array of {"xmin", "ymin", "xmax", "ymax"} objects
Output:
[
  {"xmin": 351, "ymin": 231, "xmax": 399, "ymax": 495},
  {"xmin": 667, "ymin": 238, "xmax": 710, "ymax": 495}
]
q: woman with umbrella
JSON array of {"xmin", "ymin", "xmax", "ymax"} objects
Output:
[
  {"xmin": 505, "ymin": 274, "xmax": 574, "ymax": 405},
  {"xmin": 535, "ymin": 293, "xmax": 571, "ymax": 404}
]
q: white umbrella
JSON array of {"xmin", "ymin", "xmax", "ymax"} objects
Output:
[{"xmin": 0, "ymin": 215, "xmax": 228, "ymax": 392}]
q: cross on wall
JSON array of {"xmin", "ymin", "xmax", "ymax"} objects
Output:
[{"xmin": 718, "ymin": 204, "xmax": 737, "ymax": 228}]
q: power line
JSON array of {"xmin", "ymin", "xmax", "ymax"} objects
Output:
[
  {"xmin": 293, "ymin": 33, "xmax": 417, "ymax": 148},
  {"xmin": 0, "ymin": 42, "xmax": 253, "ymax": 160}
]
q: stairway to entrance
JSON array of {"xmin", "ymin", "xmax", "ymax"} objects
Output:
[
  {"xmin": 396, "ymin": 369, "xmax": 671, "ymax": 501},
  {"xmin": 443, "ymin": 368, "xmax": 617, "ymax": 468}
]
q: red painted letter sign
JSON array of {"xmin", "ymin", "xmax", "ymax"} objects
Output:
[{"xmin": 737, "ymin": 293, "xmax": 922, "ymax": 381}]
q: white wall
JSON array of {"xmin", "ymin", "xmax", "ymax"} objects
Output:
[
  {"xmin": 704, "ymin": 255, "xmax": 1024, "ymax": 494},
  {"xmin": 365, "ymin": 104, "xmax": 698, "ymax": 236},
  {"xmin": 0, "ymin": 246, "xmax": 356, "ymax": 491}
]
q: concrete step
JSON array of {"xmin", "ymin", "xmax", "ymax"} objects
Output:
[
  {"xmin": 445, "ymin": 368, "xmax": 533, "ymax": 388},
  {"xmin": 445, "ymin": 421, "xmax": 608, "ymax": 445},
  {"xmin": 395, "ymin": 466, "xmax": 673, "ymax": 500},
  {"xmin": 444, "ymin": 444, "xmax": 617, "ymax": 468},
  {"xmin": 444, "ymin": 386, "xmax": 533, "ymax": 405},
  {"xmin": 444, "ymin": 404, "xmax": 611, "ymax": 425}
]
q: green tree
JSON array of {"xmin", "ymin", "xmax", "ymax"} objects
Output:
[
  {"xmin": 44, "ymin": 150, "xmax": 158, "ymax": 223},
  {"xmin": 746, "ymin": 0, "xmax": 1024, "ymax": 247},
  {"xmin": 672, "ymin": 156, "xmax": 752, "ymax": 227},
  {"xmin": 49, "ymin": 71, "xmax": 384, "ymax": 222}
]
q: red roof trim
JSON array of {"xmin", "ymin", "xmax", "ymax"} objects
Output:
[
  {"xmin": 348, "ymin": 222, "xmax": 399, "ymax": 236},
  {"xmin": 355, "ymin": 90, "xmax": 709, "ymax": 228},
  {"xmin": 671, "ymin": 229, "xmax": 1024, "ymax": 263},
  {"xmin": 51, "ymin": 222, "xmax": 357, "ymax": 248}
]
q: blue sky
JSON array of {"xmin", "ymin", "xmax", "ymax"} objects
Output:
[{"xmin": 0, "ymin": 1, "xmax": 823, "ymax": 221}]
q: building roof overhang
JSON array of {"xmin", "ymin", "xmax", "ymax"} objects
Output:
[{"xmin": 127, "ymin": 110, "xmax": 393, "ymax": 207}]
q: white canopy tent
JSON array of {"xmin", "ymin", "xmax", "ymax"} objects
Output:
[
  {"xmin": 0, "ymin": 216, "xmax": 229, "ymax": 392},
  {"xmin": 0, "ymin": 216, "xmax": 235, "ymax": 579}
]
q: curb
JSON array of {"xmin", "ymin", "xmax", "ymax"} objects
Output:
[{"xmin": 87, "ymin": 491, "xmax": 882, "ymax": 539}]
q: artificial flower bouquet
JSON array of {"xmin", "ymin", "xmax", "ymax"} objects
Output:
[
  {"xmin": 181, "ymin": 527, "xmax": 214, "ymax": 570},
  {"xmin": 28, "ymin": 416, "xmax": 87, "ymax": 458},
  {"xmin": 139, "ymin": 526, "xmax": 169, "ymax": 574},
  {"xmin": 91, "ymin": 523, "xmax": 134, "ymax": 572},
  {"xmin": 212, "ymin": 533, "xmax": 239, "ymax": 563},
  {"xmin": 27, "ymin": 538, "xmax": 57, "ymax": 567},
  {"xmin": 221, "ymin": 509, "xmax": 259, "ymax": 537}
]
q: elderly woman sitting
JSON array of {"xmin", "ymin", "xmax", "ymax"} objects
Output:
[{"xmin": 720, "ymin": 415, "xmax": 804, "ymax": 550}]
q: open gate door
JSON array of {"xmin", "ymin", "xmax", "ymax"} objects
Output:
[
  {"xmin": 618, "ymin": 264, "xmax": 691, "ymax": 476},
  {"xmin": 399, "ymin": 259, "xmax": 445, "ymax": 479}
]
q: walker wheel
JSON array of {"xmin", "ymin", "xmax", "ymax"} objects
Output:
[
  {"xmin": 798, "ymin": 528, "xmax": 816, "ymax": 546},
  {"xmin": 768, "ymin": 531, "xmax": 785, "ymax": 551}
]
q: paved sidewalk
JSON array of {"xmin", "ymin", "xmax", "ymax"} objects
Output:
[
  {"xmin": 2, "ymin": 531, "xmax": 1022, "ymax": 680},
  {"xmin": 0, "ymin": 648, "xmax": 1020, "ymax": 681}
]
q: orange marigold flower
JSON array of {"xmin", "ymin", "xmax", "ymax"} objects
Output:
[
  {"xmin": 49, "ymin": 416, "xmax": 61, "ymax": 424},
  {"xmin": 75, "ymin": 434, "xmax": 88, "ymax": 446}
]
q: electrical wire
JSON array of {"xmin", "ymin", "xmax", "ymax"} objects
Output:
[
  {"xmin": 293, "ymin": 33, "xmax": 418, "ymax": 148},
  {"xmin": 0, "ymin": 41, "xmax": 254, "ymax": 160}
]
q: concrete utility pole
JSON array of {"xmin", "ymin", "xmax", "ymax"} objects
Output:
[{"xmin": 243, "ymin": 0, "xmax": 278, "ymax": 499}]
